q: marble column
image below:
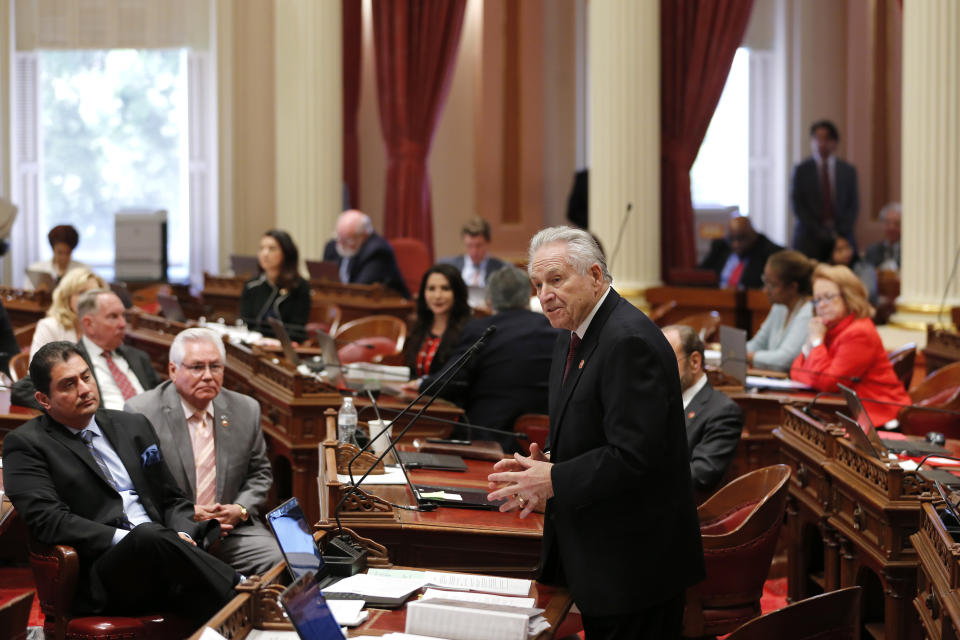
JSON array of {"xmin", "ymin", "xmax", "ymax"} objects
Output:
[
  {"xmin": 587, "ymin": 0, "xmax": 660, "ymax": 304},
  {"xmin": 893, "ymin": 0, "xmax": 960, "ymax": 329},
  {"xmin": 274, "ymin": 0, "xmax": 342, "ymax": 264}
]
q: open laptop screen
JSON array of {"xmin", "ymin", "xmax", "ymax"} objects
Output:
[
  {"xmin": 280, "ymin": 572, "xmax": 344, "ymax": 640},
  {"xmin": 838, "ymin": 383, "xmax": 887, "ymax": 454},
  {"xmin": 266, "ymin": 497, "xmax": 325, "ymax": 581}
]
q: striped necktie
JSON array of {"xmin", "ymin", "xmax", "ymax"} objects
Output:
[
  {"xmin": 102, "ymin": 351, "xmax": 137, "ymax": 401},
  {"xmin": 191, "ymin": 411, "xmax": 217, "ymax": 505}
]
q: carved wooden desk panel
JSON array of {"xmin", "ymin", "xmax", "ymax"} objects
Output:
[
  {"xmin": 926, "ymin": 326, "xmax": 960, "ymax": 375},
  {"xmin": 911, "ymin": 501, "xmax": 960, "ymax": 640},
  {"xmin": 0, "ymin": 287, "xmax": 50, "ymax": 327}
]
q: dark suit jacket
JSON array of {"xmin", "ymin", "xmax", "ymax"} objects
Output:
[
  {"xmin": 685, "ymin": 381, "xmax": 744, "ymax": 495},
  {"xmin": 1, "ymin": 409, "xmax": 216, "ymax": 613},
  {"xmin": 790, "ymin": 156, "xmax": 859, "ymax": 259},
  {"xmin": 239, "ymin": 275, "xmax": 311, "ymax": 343},
  {"xmin": 863, "ymin": 240, "xmax": 900, "ymax": 269},
  {"xmin": 432, "ymin": 308, "xmax": 558, "ymax": 453},
  {"xmin": 322, "ymin": 233, "xmax": 410, "ymax": 298},
  {"xmin": 439, "ymin": 255, "xmax": 508, "ymax": 284},
  {"xmin": 11, "ymin": 340, "xmax": 162, "ymax": 410},
  {"xmin": 699, "ymin": 234, "xmax": 783, "ymax": 289},
  {"xmin": 542, "ymin": 289, "xmax": 704, "ymax": 616}
]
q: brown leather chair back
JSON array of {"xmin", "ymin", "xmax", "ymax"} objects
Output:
[
  {"xmin": 887, "ymin": 342, "xmax": 916, "ymax": 390},
  {"xmin": 683, "ymin": 464, "xmax": 792, "ymax": 637},
  {"xmin": 307, "ymin": 302, "xmax": 343, "ymax": 338},
  {"xmin": 648, "ymin": 300, "xmax": 678, "ymax": 326},
  {"xmin": 0, "ymin": 590, "xmax": 34, "ymax": 640},
  {"xmin": 514, "ymin": 413, "xmax": 550, "ymax": 454},
  {"xmin": 899, "ymin": 361, "xmax": 960, "ymax": 438},
  {"xmin": 335, "ymin": 315, "xmax": 407, "ymax": 365},
  {"xmin": 8, "ymin": 352, "xmax": 29, "ymax": 383},
  {"xmin": 726, "ymin": 586, "xmax": 861, "ymax": 640},
  {"xmin": 675, "ymin": 311, "xmax": 722, "ymax": 342}
]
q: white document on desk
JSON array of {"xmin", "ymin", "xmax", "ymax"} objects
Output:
[
  {"xmin": 323, "ymin": 573, "xmax": 426, "ymax": 599},
  {"xmin": 406, "ymin": 599, "xmax": 540, "ymax": 640},
  {"xmin": 422, "ymin": 588, "xmax": 536, "ymax": 608},
  {"xmin": 337, "ymin": 466, "xmax": 408, "ymax": 485},
  {"xmin": 745, "ymin": 375, "xmax": 812, "ymax": 391},
  {"xmin": 423, "ymin": 571, "xmax": 532, "ymax": 596}
]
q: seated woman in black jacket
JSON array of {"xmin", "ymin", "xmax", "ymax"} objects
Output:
[
  {"xmin": 402, "ymin": 263, "xmax": 471, "ymax": 382},
  {"xmin": 240, "ymin": 229, "xmax": 311, "ymax": 343}
]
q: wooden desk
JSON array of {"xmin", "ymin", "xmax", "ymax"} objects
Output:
[
  {"xmin": 191, "ymin": 561, "xmax": 572, "ymax": 639},
  {"xmin": 911, "ymin": 500, "xmax": 960, "ymax": 640},
  {"xmin": 775, "ymin": 405, "xmax": 952, "ymax": 640},
  {"xmin": 0, "ymin": 287, "xmax": 50, "ymax": 328},
  {"xmin": 925, "ymin": 326, "xmax": 960, "ymax": 375},
  {"xmin": 645, "ymin": 285, "xmax": 771, "ymax": 334}
]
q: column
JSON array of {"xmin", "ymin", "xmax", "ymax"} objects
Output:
[
  {"xmin": 274, "ymin": 0, "xmax": 342, "ymax": 264},
  {"xmin": 587, "ymin": 0, "xmax": 660, "ymax": 304},
  {"xmin": 893, "ymin": 1, "xmax": 960, "ymax": 329}
]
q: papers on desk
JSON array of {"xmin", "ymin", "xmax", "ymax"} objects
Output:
[
  {"xmin": 406, "ymin": 598, "xmax": 549, "ymax": 640},
  {"xmin": 322, "ymin": 573, "xmax": 426, "ymax": 600},
  {"xmin": 367, "ymin": 568, "xmax": 533, "ymax": 596},
  {"xmin": 343, "ymin": 362, "xmax": 411, "ymax": 381},
  {"xmin": 327, "ymin": 599, "xmax": 369, "ymax": 626},
  {"xmin": 422, "ymin": 589, "xmax": 536, "ymax": 608},
  {"xmin": 745, "ymin": 375, "xmax": 812, "ymax": 391},
  {"xmin": 337, "ymin": 465, "xmax": 408, "ymax": 485}
]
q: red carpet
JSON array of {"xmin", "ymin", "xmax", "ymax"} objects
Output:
[{"xmin": 0, "ymin": 567, "xmax": 44, "ymax": 628}]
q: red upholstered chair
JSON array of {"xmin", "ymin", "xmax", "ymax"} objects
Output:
[
  {"xmin": 725, "ymin": 586, "xmax": 861, "ymax": 640},
  {"xmin": 0, "ymin": 589, "xmax": 33, "ymax": 640},
  {"xmin": 887, "ymin": 342, "xmax": 916, "ymax": 390},
  {"xmin": 388, "ymin": 237, "xmax": 432, "ymax": 299},
  {"xmin": 27, "ymin": 539, "xmax": 195, "ymax": 640},
  {"xmin": 682, "ymin": 464, "xmax": 791, "ymax": 638},
  {"xmin": 8, "ymin": 351, "xmax": 29, "ymax": 382},
  {"xmin": 898, "ymin": 360, "xmax": 960, "ymax": 438},
  {"xmin": 514, "ymin": 413, "xmax": 550, "ymax": 454},
  {"xmin": 305, "ymin": 302, "xmax": 342, "ymax": 341},
  {"xmin": 335, "ymin": 315, "xmax": 407, "ymax": 365}
]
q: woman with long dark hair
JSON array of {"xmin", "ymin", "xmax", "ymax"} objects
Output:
[
  {"xmin": 403, "ymin": 263, "xmax": 472, "ymax": 382},
  {"xmin": 240, "ymin": 229, "xmax": 311, "ymax": 342}
]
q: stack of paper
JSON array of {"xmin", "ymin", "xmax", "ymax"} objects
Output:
[
  {"xmin": 405, "ymin": 598, "xmax": 548, "ymax": 640},
  {"xmin": 344, "ymin": 362, "xmax": 411, "ymax": 381},
  {"xmin": 366, "ymin": 568, "xmax": 533, "ymax": 597}
]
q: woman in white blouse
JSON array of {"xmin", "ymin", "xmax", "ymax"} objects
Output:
[
  {"xmin": 29, "ymin": 267, "xmax": 106, "ymax": 358},
  {"xmin": 26, "ymin": 224, "xmax": 87, "ymax": 288},
  {"xmin": 746, "ymin": 250, "xmax": 815, "ymax": 373}
]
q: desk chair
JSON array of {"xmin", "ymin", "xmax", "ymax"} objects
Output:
[
  {"xmin": 682, "ymin": 464, "xmax": 791, "ymax": 639},
  {"xmin": 898, "ymin": 360, "xmax": 960, "ymax": 439},
  {"xmin": 675, "ymin": 311, "xmax": 721, "ymax": 342},
  {"xmin": 335, "ymin": 315, "xmax": 407, "ymax": 365},
  {"xmin": 648, "ymin": 299, "xmax": 678, "ymax": 326},
  {"xmin": 887, "ymin": 342, "xmax": 916, "ymax": 390},
  {"xmin": 725, "ymin": 586, "xmax": 861, "ymax": 640},
  {"xmin": 8, "ymin": 351, "xmax": 29, "ymax": 382},
  {"xmin": 388, "ymin": 237, "xmax": 431, "ymax": 299},
  {"xmin": 305, "ymin": 302, "xmax": 342, "ymax": 340},
  {"xmin": 514, "ymin": 413, "xmax": 550, "ymax": 454},
  {"xmin": 28, "ymin": 539, "xmax": 194, "ymax": 640},
  {"xmin": 0, "ymin": 590, "xmax": 34, "ymax": 640}
]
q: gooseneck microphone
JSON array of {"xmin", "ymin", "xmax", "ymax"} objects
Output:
[
  {"xmin": 332, "ymin": 326, "xmax": 498, "ymax": 540},
  {"xmin": 608, "ymin": 202, "xmax": 633, "ymax": 273}
]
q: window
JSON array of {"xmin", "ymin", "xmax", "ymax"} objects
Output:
[
  {"xmin": 39, "ymin": 49, "xmax": 189, "ymax": 279},
  {"xmin": 690, "ymin": 48, "xmax": 750, "ymax": 215}
]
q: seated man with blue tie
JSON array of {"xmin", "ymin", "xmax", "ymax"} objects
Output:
[
  {"xmin": 2, "ymin": 341, "xmax": 240, "ymax": 626},
  {"xmin": 11, "ymin": 289, "xmax": 161, "ymax": 410}
]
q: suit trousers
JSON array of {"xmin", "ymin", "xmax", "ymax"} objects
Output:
[
  {"xmin": 580, "ymin": 590, "xmax": 685, "ymax": 640},
  {"xmin": 89, "ymin": 522, "xmax": 239, "ymax": 624}
]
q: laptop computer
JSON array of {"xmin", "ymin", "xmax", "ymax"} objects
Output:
[
  {"xmin": 719, "ymin": 325, "xmax": 747, "ymax": 385},
  {"xmin": 306, "ymin": 260, "xmax": 340, "ymax": 282},
  {"xmin": 26, "ymin": 269, "xmax": 57, "ymax": 290},
  {"xmin": 280, "ymin": 571, "xmax": 346, "ymax": 640},
  {"xmin": 157, "ymin": 292, "xmax": 186, "ymax": 323},
  {"xmin": 838, "ymin": 383, "xmax": 948, "ymax": 457},
  {"xmin": 266, "ymin": 497, "xmax": 408, "ymax": 608},
  {"xmin": 230, "ymin": 254, "xmax": 260, "ymax": 279},
  {"xmin": 395, "ymin": 451, "xmax": 467, "ymax": 472}
]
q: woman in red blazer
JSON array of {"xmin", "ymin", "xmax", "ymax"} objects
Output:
[{"xmin": 791, "ymin": 263, "xmax": 910, "ymax": 426}]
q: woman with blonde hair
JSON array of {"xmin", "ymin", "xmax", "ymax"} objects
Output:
[
  {"xmin": 790, "ymin": 263, "xmax": 910, "ymax": 426},
  {"xmin": 30, "ymin": 267, "xmax": 106, "ymax": 358}
]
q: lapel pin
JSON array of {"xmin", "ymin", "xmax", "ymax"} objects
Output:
[
  {"xmin": 578, "ymin": 360, "xmax": 584, "ymax": 369},
  {"xmin": 220, "ymin": 415, "xmax": 229, "ymax": 428},
  {"xmin": 688, "ymin": 411, "xmax": 696, "ymax": 419}
]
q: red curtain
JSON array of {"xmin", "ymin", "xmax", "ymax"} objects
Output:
[
  {"xmin": 372, "ymin": 0, "xmax": 467, "ymax": 260},
  {"xmin": 342, "ymin": 0, "xmax": 362, "ymax": 209},
  {"xmin": 661, "ymin": 0, "xmax": 754, "ymax": 280}
]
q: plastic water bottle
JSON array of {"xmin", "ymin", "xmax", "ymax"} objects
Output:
[{"xmin": 338, "ymin": 396, "xmax": 358, "ymax": 444}]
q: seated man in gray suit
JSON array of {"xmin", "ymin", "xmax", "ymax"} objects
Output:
[
  {"xmin": 125, "ymin": 327, "xmax": 282, "ymax": 576},
  {"xmin": 440, "ymin": 217, "xmax": 507, "ymax": 290},
  {"xmin": 662, "ymin": 324, "xmax": 744, "ymax": 498}
]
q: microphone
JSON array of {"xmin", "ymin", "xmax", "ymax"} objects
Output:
[
  {"xmin": 355, "ymin": 406, "xmax": 529, "ymax": 440},
  {"xmin": 801, "ymin": 390, "xmax": 837, "ymax": 416},
  {"xmin": 608, "ymin": 202, "xmax": 633, "ymax": 273},
  {"xmin": 333, "ymin": 326, "xmax": 498, "ymax": 537}
]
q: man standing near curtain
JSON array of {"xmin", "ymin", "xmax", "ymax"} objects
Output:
[
  {"xmin": 790, "ymin": 120, "xmax": 859, "ymax": 260},
  {"xmin": 488, "ymin": 227, "xmax": 703, "ymax": 639}
]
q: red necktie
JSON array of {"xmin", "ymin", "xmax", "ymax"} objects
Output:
[
  {"xmin": 102, "ymin": 352, "xmax": 137, "ymax": 401},
  {"xmin": 820, "ymin": 161, "xmax": 834, "ymax": 225},
  {"xmin": 563, "ymin": 333, "xmax": 581, "ymax": 384},
  {"xmin": 727, "ymin": 260, "xmax": 745, "ymax": 289}
]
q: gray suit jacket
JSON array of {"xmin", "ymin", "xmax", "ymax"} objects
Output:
[{"xmin": 124, "ymin": 380, "xmax": 272, "ymax": 519}]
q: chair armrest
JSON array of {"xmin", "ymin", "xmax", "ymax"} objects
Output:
[{"xmin": 28, "ymin": 541, "xmax": 79, "ymax": 619}]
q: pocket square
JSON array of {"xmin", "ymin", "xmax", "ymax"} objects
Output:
[{"xmin": 140, "ymin": 444, "xmax": 162, "ymax": 467}]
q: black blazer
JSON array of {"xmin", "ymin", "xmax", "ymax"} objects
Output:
[
  {"xmin": 542, "ymin": 289, "xmax": 704, "ymax": 616},
  {"xmin": 1, "ymin": 409, "xmax": 216, "ymax": 612},
  {"xmin": 699, "ymin": 234, "xmax": 783, "ymax": 290},
  {"xmin": 239, "ymin": 275, "xmax": 311, "ymax": 343},
  {"xmin": 322, "ymin": 233, "xmax": 410, "ymax": 298},
  {"xmin": 684, "ymin": 381, "xmax": 744, "ymax": 495},
  {"xmin": 11, "ymin": 341, "xmax": 162, "ymax": 410},
  {"xmin": 433, "ymin": 308, "xmax": 558, "ymax": 453},
  {"xmin": 790, "ymin": 157, "xmax": 859, "ymax": 259}
]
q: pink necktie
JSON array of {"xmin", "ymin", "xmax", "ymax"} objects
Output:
[
  {"xmin": 191, "ymin": 412, "xmax": 217, "ymax": 505},
  {"xmin": 102, "ymin": 352, "xmax": 137, "ymax": 401}
]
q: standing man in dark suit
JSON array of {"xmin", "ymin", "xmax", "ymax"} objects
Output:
[
  {"xmin": 488, "ymin": 227, "xmax": 704, "ymax": 639},
  {"xmin": 662, "ymin": 324, "xmax": 743, "ymax": 498},
  {"xmin": 2, "ymin": 342, "xmax": 239, "ymax": 625},
  {"xmin": 791, "ymin": 120, "xmax": 859, "ymax": 260},
  {"xmin": 322, "ymin": 209, "xmax": 410, "ymax": 298},
  {"xmin": 420, "ymin": 265, "xmax": 558, "ymax": 453},
  {"xmin": 440, "ymin": 217, "xmax": 507, "ymax": 290},
  {"xmin": 11, "ymin": 289, "xmax": 161, "ymax": 410},
  {"xmin": 125, "ymin": 327, "xmax": 282, "ymax": 576},
  {"xmin": 699, "ymin": 216, "xmax": 783, "ymax": 289}
]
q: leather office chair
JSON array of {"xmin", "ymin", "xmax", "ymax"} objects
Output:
[
  {"xmin": 305, "ymin": 302, "xmax": 342, "ymax": 341},
  {"xmin": 8, "ymin": 351, "xmax": 29, "ymax": 382},
  {"xmin": 682, "ymin": 464, "xmax": 791, "ymax": 638},
  {"xmin": 0, "ymin": 589, "xmax": 34, "ymax": 640},
  {"xmin": 514, "ymin": 413, "xmax": 550, "ymax": 454},
  {"xmin": 387, "ymin": 237, "xmax": 432, "ymax": 299},
  {"xmin": 887, "ymin": 342, "xmax": 916, "ymax": 390},
  {"xmin": 648, "ymin": 300, "xmax": 678, "ymax": 326},
  {"xmin": 335, "ymin": 315, "xmax": 407, "ymax": 365},
  {"xmin": 27, "ymin": 539, "xmax": 194, "ymax": 640},
  {"xmin": 14, "ymin": 322, "xmax": 36, "ymax": 352},
  {"xmin": 725, "ymin": 586, "xmax": 861, "ymax": 640},
  {"xmin": 898, "ymin": 360, "xmax": 960, "ymax": 438},
  {"xmin": 675, "ymin": 311, "xmax": 722, "ymax": 342}
]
